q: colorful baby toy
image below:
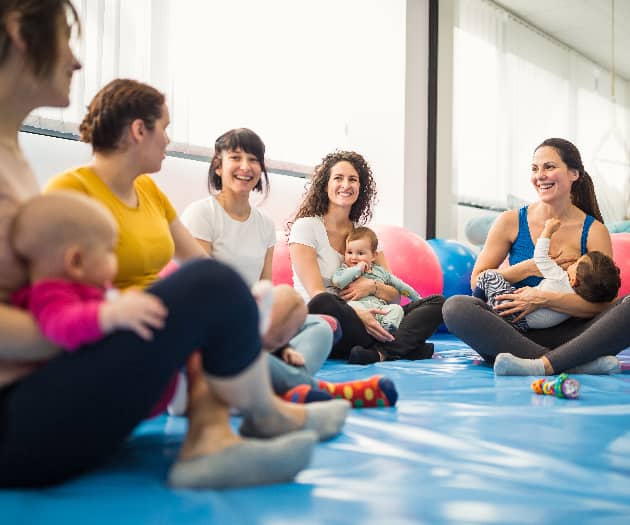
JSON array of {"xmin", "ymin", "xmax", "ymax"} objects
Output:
[{"xmin": 531, "ymin": 373, "xmax": 580, "ymax": 399}]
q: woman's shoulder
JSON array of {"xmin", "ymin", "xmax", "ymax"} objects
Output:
[
  {"xmin": 44, "ymin": 165, "xmax": 94, "ymax": 193},
  {"xmin": 292, "ymin": 216, "xmax": 324, "ymax": 228},
  {"xmin": 491, "ymin": 208, "xmax": 519, "ymax": 233},
  {"xmin": 182, "ymin": 195, "xmax": 216, "ymax": 215}
]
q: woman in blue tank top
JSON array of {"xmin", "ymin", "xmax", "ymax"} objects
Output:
[{"xmin": 443, "ymin": 138, "xmax": 630, "ymax": 376}]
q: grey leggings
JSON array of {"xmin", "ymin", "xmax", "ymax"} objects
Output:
[{"xmin": 443, "ymin": 295, "xmax": 630, "ymax": 372}]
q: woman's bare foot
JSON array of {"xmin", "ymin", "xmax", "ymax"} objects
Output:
[{"xmin": 178, "ymin": 352, "xmax": 241, "ymax": 460}]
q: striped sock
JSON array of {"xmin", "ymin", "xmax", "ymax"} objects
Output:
[{"xmin": 317, "ymin": 375, "xmax": 398, "ymax": 408}]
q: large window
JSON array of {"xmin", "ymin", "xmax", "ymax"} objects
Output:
[
  {"xmin": 28, "ymin": 0, "xmax": 407, "ymax": 175},
  {"xmin": 453, "ymin": 0, "xmax": 630, "ymax": 224}
]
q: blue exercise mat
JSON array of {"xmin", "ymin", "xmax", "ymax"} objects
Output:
[{"xmin": 3, "ymin": 333, "xmax": 630, "ymax": 525}]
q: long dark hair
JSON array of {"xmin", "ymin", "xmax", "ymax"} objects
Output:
[
  {"xmin": 535, "ymin": 138, "xmax": 603, "ymax": 222},
  {"xmin": 289, "ymin": 150, "xmax": 377, "ymax": 232},
  {"xmin": 0, "ymin": 0, "xmax": 80, "ymax": 77}
]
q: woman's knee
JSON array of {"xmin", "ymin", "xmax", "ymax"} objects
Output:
[
  {"xmin": 442, "ymin": 295, "xmax": 480, "ymax": 330},
  {"xmin": 307, "ymin": 292, "xmax": 340, "ymax": 314}
]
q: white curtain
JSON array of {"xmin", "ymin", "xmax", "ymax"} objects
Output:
[
  {"xmin": 25, "ymin": 0, "xmax": 407, "ymax": 174},
  {"xmin": 453, "ymin": 0, "xmax": 630, "ymax": 223}
]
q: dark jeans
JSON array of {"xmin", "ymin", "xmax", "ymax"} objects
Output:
[{"xmin": 0, "ymin": 259, "xmax": 260, "ymax": 487}]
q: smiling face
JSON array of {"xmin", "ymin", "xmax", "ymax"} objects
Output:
[
  {"xmin": 326, "ymin": 161, "xmax": 360, "ymax": 209},
  {"xmin": 531, "ymin": 146, "xmax": 579, "ymax": 204},
  {"xmin": 216, "ymin": 148, "xmax": 263, "ymax": 196},
  {"xmin": 344, "ymin": 237, "xmax": 376, "ymax": 268}
]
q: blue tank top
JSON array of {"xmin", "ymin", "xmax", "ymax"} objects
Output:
[{"xmin": 508, "ymin": 205, "xmax": 595, "ymax": 288}]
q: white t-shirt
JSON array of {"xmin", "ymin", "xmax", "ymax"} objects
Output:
[
  {"xmin": 288, "ymin": 216, "xmax": 344, "ymax": 302},
  {"xmin": 181, "ymin": 196, "xmax": 276, "ymax": 286}
]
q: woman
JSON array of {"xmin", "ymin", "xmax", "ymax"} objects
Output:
[
  {"xmin": 443, "ymin": 138, "xmax": 630, "ymax": 376},
  {"xmin": 288, "ymin": 150, "xmax": 445, "ymax": 363},
  {"xmin": 181, "ymin": 129, "xmax": 398, "ymax": 407},
  {"xmin": 0, "ymin": 2, "xmax": 347, "ymax": 489}
]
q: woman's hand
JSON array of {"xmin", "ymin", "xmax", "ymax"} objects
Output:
[
  {"xmin": 339, "ymin": 276, "xmax": 374, "ymax": 301},
  {"xmin": 352, "ymin": 306, "xmax": 395, "ymax": 342},
  {"xmin": 493, "ymin": 286, "xmax": 547, "ymax": 322}
]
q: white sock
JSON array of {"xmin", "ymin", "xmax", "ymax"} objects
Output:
[
  {"xmin": 566, "ymin": 356, "xmax": 621, "ymax": 375},
  {"xmin": 494, "ymin": 353, "xmax": 545, "ymax": 376}
]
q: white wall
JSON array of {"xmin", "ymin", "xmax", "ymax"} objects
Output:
[{"xmin": 20, "ymin": 131, "xmax": 308, "ymax": 232}]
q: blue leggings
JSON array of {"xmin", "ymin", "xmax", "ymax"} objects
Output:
[
  {"xmin": 268, "ymin": 314, "xmax": 333, "ymax": 393},
  {"xmin": 0, "ymin": 259, "xmax": 260, "ymax": 487}
]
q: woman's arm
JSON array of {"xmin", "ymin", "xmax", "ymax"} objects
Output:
[
  {"xmin": 289, "ymin": 243, "xmax": 326, "ymax": 298},
  {"xmin": 0, "ymin": 303, "xmax": 60, "ymax": 361},
  {"xmin": 339, "ymin": 251, "xmax": 399, "ymax": 303},
  {"xmin": 260, "ymin": 246, "xmax": 274, "ymax": 281},
  {"xmin": 470, "ymin": 210, "xmax": 522, "ymax": 287},
  {"xmin": 170, "ymin": 218, "xmax": 209, "ymax": 261},
  {"xmin": 586, "ymin": 220, "xmax": 613, "ymax": 256},
  {"xmin": 495, "ymin": 287, "xmax": 610, "ymax": 320}
]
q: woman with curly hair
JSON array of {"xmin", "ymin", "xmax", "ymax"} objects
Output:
[{"xmin": 288, "ymin": 151, "xmax": 444, "ymax": 364}]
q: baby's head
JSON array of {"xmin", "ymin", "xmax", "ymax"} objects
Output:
[
  {"xmin": 11, "ymin": 192, "xmax": 119, "ymax": 287},
  {"xmin": 566, "ymin": 251, "xmax": 620, "ymax": 303},
  {"xmin": 345, "ymin": 226, "xmax": 378, "ymax": 269}
]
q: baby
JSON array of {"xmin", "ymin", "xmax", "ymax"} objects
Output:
[
  {"xmin": 10, "ymin": 192, "xmax": 167, "ymax": 351},
  {"xmin": 332, "ymin": 226, "xmax": 421, "ymax": 333},
  {"xmin": 474, "ymin": 218, "xmax": 621, "ymax": 331}
]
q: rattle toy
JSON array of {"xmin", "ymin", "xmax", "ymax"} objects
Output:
[{"xmin": 531, "ymin": 373, "xmax": 580, "ymax": 399}]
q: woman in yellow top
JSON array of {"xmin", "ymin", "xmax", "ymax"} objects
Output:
[{"xmin": 0, "ymin": 4, "xmax": 346, "ymax": 489}]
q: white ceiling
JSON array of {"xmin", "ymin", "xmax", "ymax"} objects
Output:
[{"xmin": 493, "ymin": 0, "xmax": 630, "ymax": 81}]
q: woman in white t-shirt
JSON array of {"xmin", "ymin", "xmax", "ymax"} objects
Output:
[
  {"xmin": 289, "ymin": 150, "xmax": 445, "ymax": 364},
  {"xmin": 181, "ymin": 130, "xmax": 334, "ymax": 398}
]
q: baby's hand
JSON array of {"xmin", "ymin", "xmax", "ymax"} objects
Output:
[
  {"xmin": 542, "ymin": 218, "xmax": 561, "ymax": 237},
  {"xmin": 280, "ymin": 346, "xmax": 305, "ymax": 366},
  {"xmin": 100, "ymin": 290, "xmax": 168, "ymax": 340},
  {"xmin": 358, "ymin": 261, "xmax": 368, "ymax": 273}
]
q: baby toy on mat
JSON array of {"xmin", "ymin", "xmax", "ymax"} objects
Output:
[{"xmin": 531, "ymin": 373, "xmax": 580, "ymax": 399}]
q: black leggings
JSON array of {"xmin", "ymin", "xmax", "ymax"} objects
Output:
[
  {"xmin": 308, "ymin": 293, "xmax": 445, "ymax": 359},
  {"xmin": 443, "ymin": 295, "xmax": 630, "ymax": 371},
  {"xmin": 0, "ymin": 259, "xmax": 260, "ymax": 488}
]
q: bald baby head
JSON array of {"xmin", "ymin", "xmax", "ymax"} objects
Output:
[{"xmin": 11, "ymin": 191, "xmax": 118, "ymax": 279}]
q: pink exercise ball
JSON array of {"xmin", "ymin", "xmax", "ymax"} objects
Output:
[
  {"xmin": 611, "ymin": 233, "xmax": 630, "ymax": 297},
  {"xmin": 272, "ymin": 237, "xmax": 293, "ymax": 286},
  {"xmin": 372, "ymin": 224, "xmax": 443, "ymax": 302}
]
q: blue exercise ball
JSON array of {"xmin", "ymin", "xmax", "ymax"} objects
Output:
[{"xmin": 427, "ymin": 238, "xmax": 477, "ymax": 298}]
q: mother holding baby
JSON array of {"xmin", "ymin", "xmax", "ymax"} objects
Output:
[
  {"xmin": 443, "ymin": 138, "xmax": 630, "ymax": 375},
  {"xmin": 288, "ymin": 150, "xmax": 445, "ymax": 364}
]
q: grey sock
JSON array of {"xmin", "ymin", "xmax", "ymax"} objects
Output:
[
  {"xmin": 494, "ymin": 353, "xmax": 545, "ymax": 376},
  {"xmin": 303, "ymin": 399, "xmax": 350, "ymax": 441},
  {"xmin": 168, "ymin": 429, "xmax": 317, "ymax": 489},
  {"xmin": 566, "ymin": 356, "xmax": 621, "ymax": 375},
  {"xmin": 240, "ymin": 399, "xmax": 350, "ymax": 442}
]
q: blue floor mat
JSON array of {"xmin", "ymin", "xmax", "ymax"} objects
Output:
[{"xmin": 3, "ymin": 333, "xmax": 630, "ymax": 525}]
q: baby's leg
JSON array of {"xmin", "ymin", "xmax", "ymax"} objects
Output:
[
  {"xmin": 475, "ymin": 271, "xmax": 528, "ymax": 331},
  {"xmin": 379, "ymin": 304, "xmax": 404, "ymax": 333}
]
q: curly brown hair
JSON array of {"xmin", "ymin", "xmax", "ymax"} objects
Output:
[
  {"xmin": 289, "ymin": 150, "xmax": 377, "ymax": 231},
  {"xmin": 0, "ymin": 0, "xmax": 79, "ymax": 77},
  {"xmin": 79, "ymin": 78, "xmax": 165, "ymax": 153}
]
